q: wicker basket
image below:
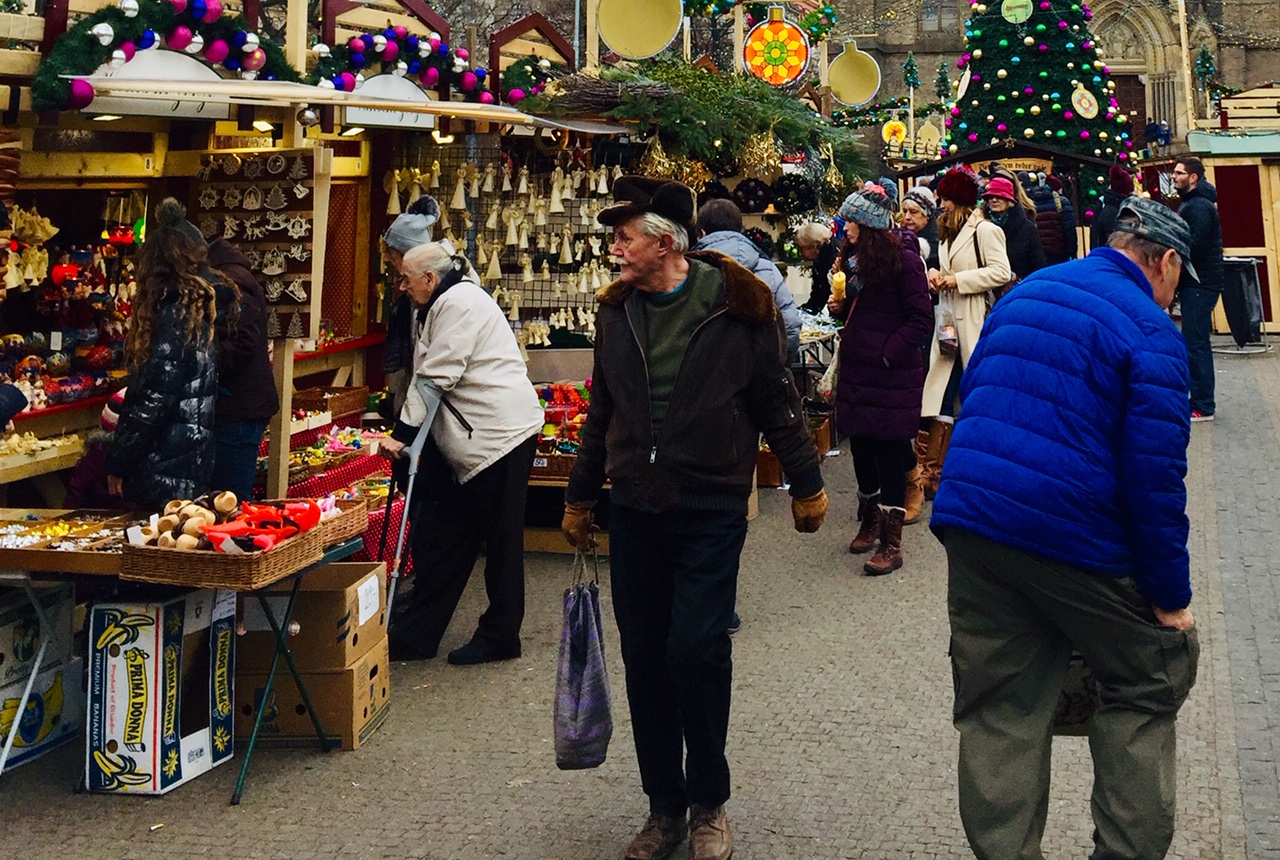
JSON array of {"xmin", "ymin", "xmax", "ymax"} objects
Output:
[
  {"xmin": 119, "ymin": 526, "xmax": 324, "ymax": 590},
  {"xmin": 320, "ymin": 497, "xmax": 368, "ymax": 546},
  {"xmin": 294, "ymin": 386, "xmax": 369, "ymax": 418},
  {"xmin": 529, "ymin": 453, "xmax": 577, "ymax": 481}
]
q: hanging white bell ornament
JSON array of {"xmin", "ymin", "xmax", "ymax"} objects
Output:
[
  {"xmin": 109, "ymin": 49, "xmax": 127, "ymax": 68},
  {"xmin": 539, "ymin": 58, "xmax": 552, "ymax": 70},
  {"xmin": 118, "ymin": 0, "xmax": 139, "ymax": 17},
  {"xmin": 312, "ymin": 43, "xmax": 331, "ymax": 59},
  {"xmin": 317, "ymin": 78, "xmax": 336, "ymax": 90},
  {"xmin": 242, "ymin": 33, "xmax": 260, "ymax": 53},
  {"xmin": 354, "ymin": 73, "xmax": 366, "ymax": 89},
  {"xmin": 418, "ymin": 44, "xmax": 431, "ymax": 58},
  {"xmin": 242, "ymin": 70, "xmax": 258, "ymax": 80},
  {"xmin": 186, "ymin": 33, "xmax": 204, "ymax": 54},
  {"xmin": 429, "ymin": 31, "xmax": 441, "ymax": 41},
  {"xmin": 90, "ymin": 23, "xmax": 114, "ymax": 46},
  {"xmin": 453, "ymin": 59, "xmax": 467, "ymax": 74},
  {"xmin": 372, "ymin": 35, "xmax": 387, "ymax": 53},
  {"xmin": 393, "ymin": 61, "xmax": 408, "ymax": 77}
]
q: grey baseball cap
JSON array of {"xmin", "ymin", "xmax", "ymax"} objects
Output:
[{"xmin": 1112, "ymin": 196, "xmax": 1199, "ymax": 282}]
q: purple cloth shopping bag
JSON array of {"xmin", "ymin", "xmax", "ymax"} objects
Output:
[{"xmin": 554, "ymin": 563, "xmax": 613, "ymax": 770}]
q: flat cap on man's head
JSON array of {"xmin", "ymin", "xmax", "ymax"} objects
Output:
[
  {"xmin": 1112, "ymin": 196, "xmax": 1199, "ymax": 282},
  {"xmin": 598, "ymin": 176, "xmax": 697, "ymax": 243}
]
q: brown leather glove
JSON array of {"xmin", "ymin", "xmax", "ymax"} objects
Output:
[
  {"xmin": 792, "ymin": 489, "xmax": 828, "ymax": 533},
  {"xmin": 561, "ymin": 500, "xmax": 598, "ymax": 549}
]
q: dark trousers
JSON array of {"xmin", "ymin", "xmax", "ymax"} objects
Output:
[
  {"xmin": 608, "ymin": 505, "xmax": 748, "ymax": 816},
  {"xmin": 849, "ymin": 435, "xmax": 909, "ymax": 507},
  {"xmin": 945, "ymin": 528, "xmax": 1198, "ymax": 860},
  {"xmin": 1180, "ymin": 286, "xmax": 1217, "ymax": 415},
  {"xmin": 394, "ymin": 434, "xmax": 538, "ymax": 655},
  {"xmin": 940, "ymin": 356, "xmax": 964, "ymax": 419},
  {"xmin": 212, "ymin": 419, "xmax": 268, "ymax": 500}
]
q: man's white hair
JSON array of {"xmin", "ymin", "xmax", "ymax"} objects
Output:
[
  {"xmin": 631, "ymin": 212, "xmax": 690, "ymax": 254},
  {"xmin": 402, "ymin": 241, "xmax": 454, "ymax": 278},
  {"xmin": 795, "ymin": 222, "xmax": 831, "ymax": 248}
]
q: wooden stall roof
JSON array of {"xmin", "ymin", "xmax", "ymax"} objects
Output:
[
  {"xmin": 322, "ymin": 0, "xmax": 449, "ymax": 49},
  {"xmin": 488, "ymin": 13, "xmax": 573, "ymax": 102},
  {"xmin": 1209, "ymin": 83, "xmax": 1280, "ymax": 131}
]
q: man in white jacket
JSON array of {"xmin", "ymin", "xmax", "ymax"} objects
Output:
[{"xmin": 381, "ymin": 242, "xmax": 543, "ymax": 665}]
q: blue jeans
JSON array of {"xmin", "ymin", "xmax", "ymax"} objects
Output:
[
  {"xmin": 608, "ymin": 505, "xmax": 748, "ymax": 815},
  {"xmin": 213, "ymin": 420, "xmax": 268, "ymax": 500},
  {"xmin": 1180, "ymin": 286, "xmax": 1217, "ymax": 415}
]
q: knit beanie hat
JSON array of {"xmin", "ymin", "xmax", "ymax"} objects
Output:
[
  {"xmin": 838, "ymin": 184, "xmax": 895, "ymax": 231},
  {"xmin": 1109, "ymin": 165, "xmax": 1134, "ymax": 195},
  {"xmin": 936, "ymin": 167, "xmax": 981, "ymax": 208},
  {"xmin": 384, "ymin": 195, "xmax": 441, "ymax": 253},
  {"xmin": 902, "ymin": 185, "xmax": 937, "ymax": 218},
  {"xmin": 1046, "ymin": 175, "xmax": 1064, "ymax": 193},
  {"xmin": 876, "ymin": 176, "xmax": 899, "ymax": 209},
  {"xmin": 154, "ymin": 198, "xmax": 205, "ymax": 246},
  {"xmin": 101, "ymin": 387, "xmax": 126, "ymax": 432}
]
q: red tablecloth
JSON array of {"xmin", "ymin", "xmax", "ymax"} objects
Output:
[
  {"xmin": 286, "ymin": 454, "xmax": 388, "ymax": 498},
  {"xmin": 353, "ymin": 497, "xmax": 412, "ymax": 576},
  {"xmin": 258, "ymin": 415, "xmax": 363, "ymax": 457}
]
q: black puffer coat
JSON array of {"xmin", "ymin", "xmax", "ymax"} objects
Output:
[
  {"xmin": 992, "ymin": 203, "xmax": 1047, "ymax": 281},
  {"xmin": 106, "ymin": 293, "xmax": 218, "ymax": 509},
  {"xmin": 1090, "ymin": 189, "xmax": 1127, "ymax": 251},
  {"xmin": 207, "ymin": 240, "xmax": 279, "ymax": 425}
]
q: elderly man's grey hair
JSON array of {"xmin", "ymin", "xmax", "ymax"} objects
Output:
[{"xmin": 630, "ymin": 212, "xmax": 690, "ymax": 254}]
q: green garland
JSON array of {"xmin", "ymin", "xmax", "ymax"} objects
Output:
[
  {"xmin": 307, "ymin": 34, "xmax": 485, "ymax": 99},
  {"xmin": 683, "ymin": 1, "xmax": 837, "ymax": 43},
  {"xmin": 832, "ymin": 97, "xmax": 947, "ymax": 129},
  {"xmin": 32, "ymin": 0, "xmax": 298, "ymax": 112},
  {"xmin": 525, "ymin": 58, "xmax": 866, "ymax": 185},
  {"xmin": 500, "ymin": 54, "xmax": 564, "ymax": 103}
]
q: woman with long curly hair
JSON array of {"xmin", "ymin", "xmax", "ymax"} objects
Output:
[
  {"xmin": 106, "ymin": 200, "xmax": 219, "ymax": 509},
  {"xmin": 827, "ymin": 185, "xmax": 934, "ymax": 575},
  {"xmin": 917, "ymin": 167, "xmax": 1011, "ymax": 499}
]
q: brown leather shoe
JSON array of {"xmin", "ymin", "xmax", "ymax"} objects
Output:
[
  {"xmin": 689, "ymin": 804, "xmax": 733, "ymax": 860},
  {"xmin": 624, "ymin": 813, "xmax": 687, "ymax": 860},
  {"xmin": 848, "ymin": 493, "xmax": 881, "ymax": 554},
  {"xmin": 865, "ymin": 506, "xmax": 905, "ymax": 576}
]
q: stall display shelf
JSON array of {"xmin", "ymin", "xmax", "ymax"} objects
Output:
[
  {"xmin": 287, "ymin": 454, "xmax": 389, "ymax": 498},
  {"xmin": 258, "ymin": 414, "xmax": 362, "ymax": 457},
  {"xmin": 0, "ymin": 434, "xmax": 84, "ymax": 485}
]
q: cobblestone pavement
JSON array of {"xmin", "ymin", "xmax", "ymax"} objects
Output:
[{"xmin": 1, "ymin": 342, "xmax": 1271, "ymax": 859}]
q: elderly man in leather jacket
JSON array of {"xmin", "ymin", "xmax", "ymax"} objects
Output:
[{"xmin": 561, "ymin": 177, "xmax": 827, "ymax": 860}]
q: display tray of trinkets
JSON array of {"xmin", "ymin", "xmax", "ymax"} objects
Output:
[
  {"xmin": 383, "ymin": 138, "xmax": 624, "ymax": 352},
  {"xmin": 194, "ymin": 148, "xmax": 330, "ymax": 339}
]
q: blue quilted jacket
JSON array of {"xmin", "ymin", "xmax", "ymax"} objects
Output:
[{"xmin": 931, "ymin": 247, "xmax": 1193, "ymax": 609}]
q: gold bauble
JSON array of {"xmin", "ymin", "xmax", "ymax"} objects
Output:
[
  {"xmin": 1024, "ymin": 128, "xmax": 1036, "ymax": 138},
  {"xmin": 973, "ymin": 49, "xmax": 983, "ymax": 58},
  {"xmin": 997, "ymin": 69, "xmax": 1008, "ymax": 78},
  {"xmin": 1099, "ymin": 131, "xmax": 1108, "ymax": 140},
  {"xmin": 983, "ymin": 83, "xmax": 991, "ymax": 90},
  {"xmin": 1030, "ymin": 105, "xmax": 1041, "ymax": 115},
  {"xmin": 986, "ymin": 114, "xmax": 995, "ymax": 122},
  {"xmin": 1024, "ymin": 36, "xmax": 1035, "ymax": 46}
]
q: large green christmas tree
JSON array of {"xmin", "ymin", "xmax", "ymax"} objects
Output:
[{"xmin": 945, "ymin": 0, "xmax": 1132, "ymax": 165}]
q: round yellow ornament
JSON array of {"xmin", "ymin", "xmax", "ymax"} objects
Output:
[
  {"xmin": 744, "ymin": 7, "xmax": 810, "ymax": 87},
  {"xmin": 882, "ymin": 119, "xmax": 907, "ymax": 145},
  {"xmin": 828, "ymin": 40, "xmax": 881, "ymax": 105},
  {"xmin": 1071, "ymin": 83, "xmax": 1099, "ymax": 119}
]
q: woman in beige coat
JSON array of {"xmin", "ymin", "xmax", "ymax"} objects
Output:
[{"xmin": 918, "ymin": 167, "xmax": 1011, "ymax": 496}]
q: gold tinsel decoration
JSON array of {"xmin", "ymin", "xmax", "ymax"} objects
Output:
[
  {"xmin": 670, "ymin": 158, "xmax": 711, "ymax": 193},
  {"xmin": 637, "ymin": 136, "xmax": 674, "ymax": 179},
  {"xmin": 821, "ymin": 142, "xmax": 844, "ymax": 191},
  {"xmin": 737, "ymin": 132, "xmax": 782, "ymax": 181}
]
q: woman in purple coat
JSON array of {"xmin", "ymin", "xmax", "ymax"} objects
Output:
[{"xmin": 827, "ymin": 185, "xmax": 935, "ymax": 575}]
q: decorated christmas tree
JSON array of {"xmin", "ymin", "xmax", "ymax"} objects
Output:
[{"xmin": 945, "ymin": 0, "xmax": 1131, "ymax": 164}]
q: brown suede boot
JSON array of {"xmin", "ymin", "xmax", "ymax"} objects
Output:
[
  {"xmin": 848, "ymin": 492, "xmax": 881, "ymax": 554},
  {"xmin": 689, "ymin": 804, "xmax": 733, "ymax": 860},
  {"xmin": 864, "ymin": 506, "xmax": 905, "ymax": 576},
  {"xmin": 922, "ymin": 420, "xmax": 955, "ymax": 499},
  {"xmin": 904, "ymin": 464, "xmax": 924, "ymax": 524},
  {"xmin": 624, "ymin": 813, "xmax": 687, "ymax": 860}
]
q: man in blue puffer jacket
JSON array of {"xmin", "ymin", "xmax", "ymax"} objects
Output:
[
  {"xmin": 932, "ymin": 197, "xmax": 1199, "ymax": 860},
  {"xmin": 693, "ymin": 199, "xmax": 801, "ymax": 364}
]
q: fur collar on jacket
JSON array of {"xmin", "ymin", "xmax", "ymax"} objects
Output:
[{"xmin": 595, "ymin": 251, "xmax": 777, "ymax": 325}]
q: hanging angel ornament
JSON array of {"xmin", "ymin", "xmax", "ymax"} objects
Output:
[
  {"xmin": 506, "ymin": 290, "xmax": 522, "ymax": 322},
  {"xmin": 611, "ymin": 164, "xmax": 624, "ymax": 183},
  {"xmin": 486, "ymin": 206, "xmax": 500, "ymax": 232},
  {"xmin": 407, "ymin": 169, "xmax": 423, "ymax": 206},
  {"xmin": 517, "ymin": 166, "xmax": 530, "ymax": 195},
  {"xmin": 570, "ymin": 167, "xmax": 586, "ymax": 198},
  {"xmin": 501, "ymin": 163, "xmax": 513, "ymax": 193},
  {"xmin": 503, "ymin": 206, "xmax": 523, "ymax": 246},
  {"xmin": 450, "ymin": 165, "xmax": 468, "ymax": 210},
  {"xmin": 386, "ymin": 169, "xmax": 402, "ymax": 215},
  {"xmin": 596, "ymin": 167, "xmax": 610, "ymax": 195},
  {"xmin": 549, "ymin": 166, "xmax": 565, "ymax": 214},
  {"xmin": 526, "ymin": 188, "xmax": 538, "ymax": 216},
  {"xmin": 540, "ymin": 259, "xmax": 551, "ymax": 279},
  {"xmin": 468, "ymin": 163, "xmax": 480, "ymax": 198},
  {"xmin": 560, "ymin": 228, "xmax": 576, "ymax": 265},
  {"xmin": 520, "ymin": 254, "xmax": 534, "ymax": 283},
  {"xmin": 575, "ymin": 239, "xmax": 586, "ymax": 262},
  {"xmin": 4, "ymin": 248, "xmax": 21, "ymax": 290},
  {"xmin": 577, "ymin": 265, "xmax": 590, "ymax": 293},
  {"xmin": 475, "ymin": 241, "xmax": 488, "ymax": 268},
  {"xmin": 588, "ymin": 236, "xmax": 604, "ymax": 258},
  {"xmin": 461, "ymin": 210, "xmax": 473, "ymax": 233},
  {"xmin": 564, "ymin": 305, "xmax": 576, "ymax": 330},
  {"xmin": 437, "ymin": 205, "xmax": 452, "ymax": 236},
  {"xmin": 517, "ymin": 220, "xmax": 530, "ymax": 250},
  {"xmin": 485, "ymin": 241, "xmax": 504, "ymax": 282},
  {"xmin": 534, "ymin": 199, "xmax": 548, "ymax": 228},
  {"xmin": 549, "ymin": 232, "xmax": 561, "ymax": 256},
  {"xmin": 482, "ymin": 163, "xmax": 496, "ymax": 194},
  {"xmin": 430, "ymin": 160, "xmax": 441, "ymax": 189},
  {"xmin": 553, "ymin": 279, "xmax": 564, "ymax": 299}
]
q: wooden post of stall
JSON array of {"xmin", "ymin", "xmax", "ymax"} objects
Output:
[
  {"xmin": 683, "ymin": 17, "xmax": 691, "ymax": 61},
  {"xmin": 585, "ymin": 0, "xmax": 599, "ymax": 71},
  {"xmin": 733, "ymin": 5, "xmax": 745, "ymax": 73},
  {"xmin": 266, "ymin": 339, "xmax": 294, "ymax": 498}
]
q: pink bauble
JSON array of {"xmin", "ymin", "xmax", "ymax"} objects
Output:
[
  {"xmin": 456, "ymin": 48, "xmax": 469, "ymax": 60},
  {"xmin": 1063, "ymin": 110, "xmax": 1074, "ymax": 120},
  {"xmin": 66, "ymin": 79, "xmax": 95, "ymax": 110},
  {"xmin": 339, "ymin": 72, "xmax": 356, "ymax": 91},
  {"xmin": 945, "ymin": 118, "xmax": 953, "ymax": 127},
  {"xmin": 968, "ymin": 133, "xmax": 979, "ymax": 143},
  {"xmin": 428, "ymin": 37, "xmax": 441, "ymax": 51},
  {"xmin": 167, "ymin": 26, "xmax": 193, "ymax": 51},
  {"xmin": 1085, "ymin": 209, "xmax": 1095, "ymax": 219},
  {"xmin": 507, "ymin": 88, "xmax": 526, "ymax": 103},
  {"xmin": 243, "ymin": 47, "xmax": 266, "ymax": 71},
  {"xmin": 204, "ymin": 39, "xmax": 229, "ymax": 64},
  {"xmin": 1080, "ymin": 130, "xmax": 1090, "ymax": 139},
  {"xmin": 120, "ymin": 41, "xmax": 136, "ymax": 61},
  {"xmin": 393, "ymin": 25, "xmax": 407, "ymax": 39},
  {"xmin": 170, "ymin": 0, "xmax": 187, "ymax": 12},
  {"xmin": 460, "ymin": 71, "xmax": 477, "ymax": 91},
  {"xmin": 348, "ymin": 36, "xmax": 365, "ymax": 53},
  {"xmin": 996, "ymin": 123, "xmax": 1008, "ymax": 133},
  {"xmin": 381, "ymin": 41, "xmax": 399, "ymax": 62},
  {"xmin": 1118, "ymin": 151, "xmax": 1129, "ymax": 160},
  {"xmin": 478, "ymin": 90, "xmax": 495, "ymax": 105},
  {"xmin": 422, "ymin": 66, "xmax": 439, "ymax": 86},
  {"xmin": 951, "ymin": 106, "xmax": 961, "ymax": 117},
  {"xmin": 202, "ymin": 0, "xmax": 222, "ymax": 22}
]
